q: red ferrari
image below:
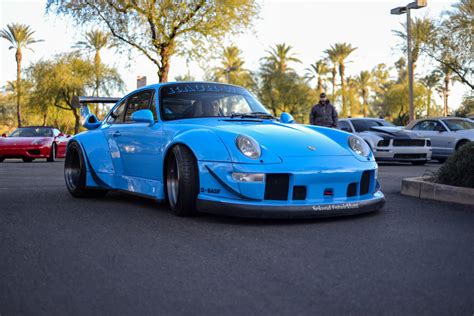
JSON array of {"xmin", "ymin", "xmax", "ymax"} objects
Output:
[{"xmin": 0, "ymin": 126, "xmax": 70, "ymax": 162}]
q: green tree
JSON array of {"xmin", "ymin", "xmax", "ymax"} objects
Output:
[
  {"xmin": 420, "ymin": 71, "xmax": 441, "ymax": 117},
  {"xmin": 305, "ymin": 59, "xmax": 330, "ymax": 94},
  {"xmin": 213, "ymin": 45, "xmax": 253, "ymax": 88},
  {"xmin": 75, "ymin": 29, "xmax": 116, "ymax": 96},
  {"xmin": 424, "ymin": 0, "xmax": 473, "ymax": 89},
  {"xmin": 354, "ymin": 71, "xmax": 372, "ymax": 117},
  {"xmin": 0, "ymin": 23, "xmax": 42, "ymax": 127},
  {"xmin": 47, "ymin": 0, "xmax": 259, "ymax": 83},
  {"xmin": 325, "ymin": 49, "xmax": 338, "ymax": 98}
]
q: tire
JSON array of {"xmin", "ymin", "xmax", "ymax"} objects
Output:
[
  {"xmin": 22, "ymin": 157, "xmax": 33, "ymax": 162},
  {"xmin": 47, "ymin": 143, "xmax": 56, "ymax": 162},
  {"xmin": 64, "ymin": 141, "xmax": 108, "ymax": 198},
  {"xmin": 437, "ymin": 158, "xmax": 447, "ymax": 163},
  {"xmin": 455, "ymin": 140, "xmax": 469, "ymax": 151},
  {"xmin": 0, "ymin": 157, "xmax": 4, "ymax": 163},
  {"xmin": 411, "ymin": 161, "xmax": 427, "ymax": 165},
  {"xmin": 165, "ymin": 145, "xmax": 199, "ymax": 216}
]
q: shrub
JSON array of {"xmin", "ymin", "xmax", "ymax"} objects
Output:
[{"xmin": 436, "ymin": 141, "xmax": 474, "ymax": 188}]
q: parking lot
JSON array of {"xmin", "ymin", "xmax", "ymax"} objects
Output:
[{"xmin": 1, "ymin": 160, "xmax": 473, "ymax": 314}]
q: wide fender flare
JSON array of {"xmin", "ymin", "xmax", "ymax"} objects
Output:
[{"xmin": 166, "ymin": 129, "xmax": 232, "ymax": 162}]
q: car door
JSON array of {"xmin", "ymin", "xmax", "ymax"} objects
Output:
[
  {"xmin": 102, "ymin": 98, "xmax": 127, "ymax": 175},
  {"xmin": 114, "ymin": 89, "xmax": 162, "ymax": 181},
  {"xmin": 412, "ymin": 120, "xmax": 448, "ymax": 156}
]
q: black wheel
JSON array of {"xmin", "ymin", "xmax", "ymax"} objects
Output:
[
  {"xmin": 47, "ymin": 143, "xmax": 56, "ymax": 162},
  {"xmin": 437, "ymin": 158, "xmax": 447, "ymax": 163},
  {"xmin": 0, "ymin": 157, "xmax": 4, "ymax": 162},
  {"xmin": 22, "ymin": 157, "xmax": 33, "ymax": 162},
  {"xmin": 411, "ymin": 161, "xmax": 427, "ymax": 165},
  {"xmin": 165, "ymin": 145, "xmax": 199, "ymax": 216},
  {"xmin": 64, "ymin": 141, "xmax": 108, "ymax": 198},
  {"xmin": 455, "ymin": 140, "xmax": 469, "ymax": 151}
]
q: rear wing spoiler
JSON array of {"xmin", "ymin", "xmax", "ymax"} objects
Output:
[{"xmin": 72, "ymin": 96, "xmax": 121, "ymax": 130}]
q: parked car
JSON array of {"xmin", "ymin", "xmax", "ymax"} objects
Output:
[
  {"xmin": 0, "ymin": 126, "xmax": 70, "ymax": 162},
  {"xmin": 338, "ymin": 118, "xmax": 432, "ymax": 165},
  {"xmin": 405, "ymin": 117, "xmax": 473, "ymax": 162},
  {"xmin": 64, "ymin": 82, "xmax": 385, "ymax": 218}
]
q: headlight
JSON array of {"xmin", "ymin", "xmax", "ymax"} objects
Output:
[
  {"xmin": 236, "ymin": 135, "xmax": 261, "ymax": 159},
  {"xmin": 348, "ymin": 135, "xmax": 371, "ymax": 157},
  {"xmin": 32, "ymin": 139, "xmax": 49, "ymax": 146}
]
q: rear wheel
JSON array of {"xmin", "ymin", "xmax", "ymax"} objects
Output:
[
  {"xmin": 22, "ymin": 158, "xmax": 33, "ymax": 162},
  {"xmin": 64, "ymin": 141, "xmax": 108, "ymax": 198},
  {"xmin": 165, "ymin": 145, "xmax": 199, "ymax": 216},
  {"xmin": 47, "ymin": 143, "xmax": 56, "ymax": 162}
]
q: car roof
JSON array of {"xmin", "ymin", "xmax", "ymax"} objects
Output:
[{"xmin": 136, "ymin": 81, "xmax": 245, "ymax": 91}]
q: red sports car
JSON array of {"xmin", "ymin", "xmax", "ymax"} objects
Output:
[{"xmin": 0, "ymin": 126, "xmax": 70, "ymax": 162}]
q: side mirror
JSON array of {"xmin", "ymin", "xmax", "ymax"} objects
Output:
[
  {"xmin": 131, "ymin": 109, "xmax": 154, "ymax": 125},
  {"xmin": 1, "ymin": 133, "xmax": 6, "ymax": 138},
  {"xmin": 83, "ymin": 114, "xmax": 102, "ymax": 130},
  {"xmin": 280, "ymin": 112, "xmax": 295, "ymax": 124}
]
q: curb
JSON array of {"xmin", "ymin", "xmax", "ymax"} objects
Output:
[{"xmin": 401, "ymin": 176, "xmax": 474, "ymax": 206}]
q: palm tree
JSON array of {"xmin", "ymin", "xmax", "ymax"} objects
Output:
[
  {"xmin": 324, "ymin": 49, "xmax": 338, "ymax": 98},
  {"xmin": 214, "ymin": 45, "xmax": 253, "ymax": 88},
  {"xmin": 420, "ymin": 72, "xmax": 441, "ymax": 117},
  {"xmin": 1, "ymin": 23, "xmax": 42, "ymax": 127},
  {"xmin": 354, "ymin": 71, "xmax": 372, "ymax": 117},
  {"xmin": 436, "ymin": 60, "xmax": 455, "ymax": 117},
  {"xmin": 75, "ymin": 29, "xmax": 115, "ymax": 97},
  {"xmin": 305, "ymin": 59, "xmax": 330, "ymax": 94},
  {"xmin": 326, "ymin": 42, "xmax": 357, "ymax": 117},
  {"xmin": 262, "ymin": 43, "xmax": 301, "ymax": 74}
]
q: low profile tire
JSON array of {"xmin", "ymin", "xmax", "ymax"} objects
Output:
[
  {"xmin": 411, "ymin": 160, "xmax": 427, "ymax": 165},
  {"xmin": 64, "ymin": 141, "xmax": 108, "ymax": 198},
  {"xmin": 47, "ymin": 143, "xmax": 56, "ymax": 162},
  {"xmin": 166, "ymin": 145, "xmax": 199, "ymax": 216},
  {"xmin": 22, "ymin": 157, "xmax": 33, "ymax": 162}
]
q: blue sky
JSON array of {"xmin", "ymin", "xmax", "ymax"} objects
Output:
[{"xmin": 0, "ymin": 0, "xmax": 469, "ymax": 112}]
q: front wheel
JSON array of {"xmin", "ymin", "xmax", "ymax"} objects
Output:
[
  {"xmin": 64, "ymin": 141, "xmax": 108, "ymax": 198},
  {"xmin": 47, "ymin": 143, "xmax": 56, "ymax": 162},
  {"xmin": 166, "ymin": 145, "xmax": 199, "ymax": 216}
]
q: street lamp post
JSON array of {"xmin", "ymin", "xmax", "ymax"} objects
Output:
[{"xmin": 391, "ymin": 0, "xmax": 427, "ymax": 123}]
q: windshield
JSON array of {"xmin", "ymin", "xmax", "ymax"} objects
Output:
[
  {"xmin": 351, "ymin": 119, "xmax": 394, "ymax": 132},
  {"xmin": 442, "ymin": 119, "xmax": 474, "ymax": 131},
  {"xmin": 9, "ymin": 127, "xmax": 53, "ymax": 137},
  {"xmin": 160, "ymin": 83, "xmax": 271, "ymax": 120}
]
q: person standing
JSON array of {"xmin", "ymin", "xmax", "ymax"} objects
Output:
[{"xmin": 309, "ymin": 93, "xmax": 338, "ymax": 128}]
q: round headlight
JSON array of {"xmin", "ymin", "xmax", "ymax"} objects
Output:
[
  {"xmin": 348, "ymin": 135, "xmax": 371, "ymax": 157},
  {"xmin": 236, "ymin": 135, "xmax": 261, "ymax": 159}
]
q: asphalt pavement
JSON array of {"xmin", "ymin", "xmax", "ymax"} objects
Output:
[{"xmin": 0, "ymin": 159, "xmax": 473, "ymax": 315}]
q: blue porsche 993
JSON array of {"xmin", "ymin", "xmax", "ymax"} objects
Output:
[{"xmin": 65, "ymin": 82, "xmax": 385, "ymax": 218}]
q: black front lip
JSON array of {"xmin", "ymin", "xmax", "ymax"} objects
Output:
[{"xmin": 197, "ymin": 196, "xmax": 385, "ymax": 219}]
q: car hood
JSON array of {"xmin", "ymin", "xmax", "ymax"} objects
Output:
[
  {"xmin": 175, "ymin": 118, "xmax": 351, "ymax": 157},
  {"xmin": 0, "ymin": 137, "xmax": 51, "ymax": 146},
  {"xmin": 364, "ymin": 126, "xmax": 421, "ymax": 139}
]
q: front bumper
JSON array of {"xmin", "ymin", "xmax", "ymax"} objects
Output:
[
  {"xmin": 0, "ymin": 145, "xmax": 51, "ymax": 158},
  {"xmin": 197, "ymin": 191, "xmax": 385, "ymax": 218},
  {"xmin": 374, "ymin": 146, "xmax": 432, "ymax": 161}
]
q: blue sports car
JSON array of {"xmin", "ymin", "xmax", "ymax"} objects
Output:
[{"xmin": 65, "ymin": 82, "xmax": 384, "ymax": 218}]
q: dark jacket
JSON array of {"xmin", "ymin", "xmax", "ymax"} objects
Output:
[{"xmin": 309, "ymin": 101, "xmax": 338, "ymax": 127}]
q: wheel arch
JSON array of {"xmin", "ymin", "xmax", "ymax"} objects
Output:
[{"xmin": 455, "ymin": 139, "xmax": 470, "ymax": 150}]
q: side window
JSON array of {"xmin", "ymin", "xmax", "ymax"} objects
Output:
[
  {"xmin": 414, "ymin": 121, "xmax": 441, "ymax": 131},
  {"xmin": 124, "ymin": 90, "xmax": 156, "ymax": 122},
  {"xmin": 105, "ymin": 99, "xmax": 126, "ymax": 124},
  {"xmin": 338, "ymin": 121, "xmax": 352, "ymax": 132},
  {"xmin": 53, "ymin": 129, "xmax": 60, "ymax": 137}
]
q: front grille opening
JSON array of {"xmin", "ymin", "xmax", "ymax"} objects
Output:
[
  {"xmin": 292, "ymin": 186, "xmax": 306, "ymax": 200},
  {"xmin": 347, "ymin": 182, "xmax": 357, "ymax": 197},
  {"xmin": 360, "ymin": 171, "xmax": 371, "ymax": 195},
  {"xmin": 264, "ymin": 174, "xmax": 289, "ymax": 200},
  {"xmin": 393, "ymin": 153, "xmax": 427, "ymax": 159},
  {"xmin": 324, "ymin": 188, "xmax": 333, "ymax": 197},
  {"xmin": 393, "ymin": 139, "xmax": 425, "ymax": 147},
  {"xmin": 28, "ymin": 149, "xmax": 41, "ymax": 155}
]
